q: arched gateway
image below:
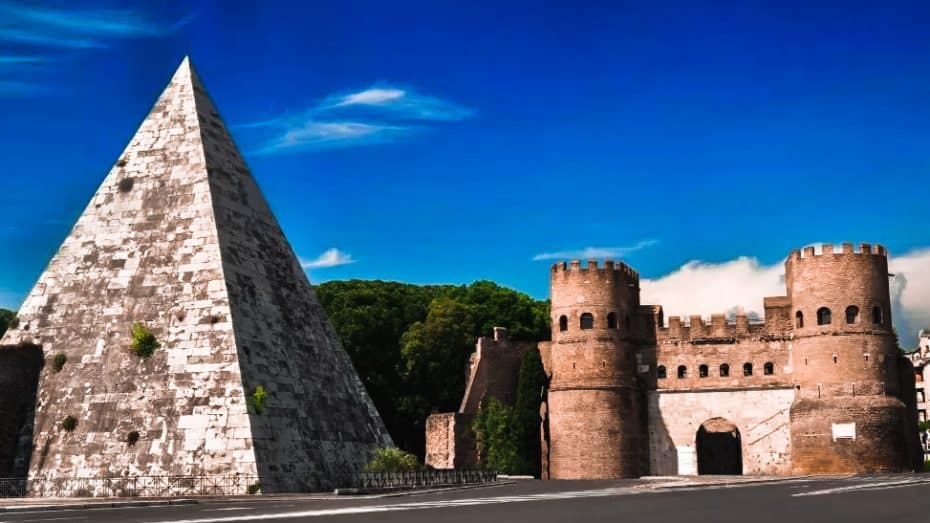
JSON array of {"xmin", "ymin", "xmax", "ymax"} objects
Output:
[{"xmin": 696, "ymin": 418, "xmax": 743, "ymax": 475}]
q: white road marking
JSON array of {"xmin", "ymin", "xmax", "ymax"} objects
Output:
[
  {"xmin": 793, "ymin": 477, "xmax": 930, "ymax": 497},
  {"xmin": 11, "ymin": 517, "xmax": 87, "ymax": 522},
  {"xmin": 208, "ymin": 507, "xmax": 253, "ymax": 512}
]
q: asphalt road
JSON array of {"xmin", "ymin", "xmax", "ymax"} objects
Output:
[{"xmin": 2, "ymin": 475, "xmax": 929, "ymax": 523}]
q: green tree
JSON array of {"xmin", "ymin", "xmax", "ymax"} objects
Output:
[
  {"xmin": 472, "ymin": 397, "xmax": 520, "ymax": 473},
  {"xmin": 512, "ymin": 347, "xmax": 548, "ymax": 476},
  {"xmin": 400, "ymin": 298, "xmax": 476, "ymax": 418},
  {"xmin": 0, "ymin": 308, "xmax": 16, "ymax": 338}
]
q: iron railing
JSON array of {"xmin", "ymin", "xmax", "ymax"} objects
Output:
[
  {"xmin": 348, "ymin": 469, "xmax": 498, "ymax": 490},
  {"xmin": 0, "ymin": 475, "xmax": 260, "ymax": 498}
]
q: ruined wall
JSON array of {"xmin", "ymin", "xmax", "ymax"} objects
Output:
[
  {"xmin": 425, "ymin": 328, "xmax": 531, "ymax": 469},
  {"xmin": 647, "ymin": 388, "xmax": 794, "ymax": 475},
  {"xmin": 424, "ymin": 413, "xmax": 476, "ymax": 470},
  {"xmin": 459, "ymin": 328, "xmax": 530, "ymax": 415}
]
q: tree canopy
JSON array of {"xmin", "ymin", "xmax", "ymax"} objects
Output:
[
  {"xmin": 0, "ymin": 309, "xmax": 16, "ymax": 338},
  {"xmin": 316, "ymin": 279, "xmax": 549, "ymax": 456}
]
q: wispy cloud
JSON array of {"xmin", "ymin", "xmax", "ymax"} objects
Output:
[
  {"xmin": 638, "ymin": 246, "xmax": 930, "ymax": 348},
  {"xmin": 532, "ymin": 240, "xmax": 659, "ymax": 261},
  {"xmin": 0, "ymin": 3, "xmax": 195, "ymax": 97},
  {"xmin": 300, "ymin": 248, "xmax": 356, "ymax": 270},
  {"xmin": 240, "ymin": 85, "xmax": 472, "ymax": 154},
  {"xmin": 0, "ymin": 3, "xmax": 193, "ymax": 48}
]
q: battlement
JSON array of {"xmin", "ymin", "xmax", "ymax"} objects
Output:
[
  {"xmin": 551, "ymin": 259, "xmax": 640, "ymax": 283},
  {"xmin": 788, "ymin": 242, "xmax": 887, "ymax": 261},
  {"xmin": 658, "ymin": 312, "xmax": 768, "ymax": 343}
]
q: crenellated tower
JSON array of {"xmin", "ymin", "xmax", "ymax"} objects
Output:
[
  {"xmin": 547, "ymin": 259, "xmax": 643, "ymax": 479},
  {"xmin": 786, "ymin": 243, "xmax": 912, "ymax": 473}
]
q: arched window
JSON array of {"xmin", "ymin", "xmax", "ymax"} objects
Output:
[
  {"xmin": 845, "ymin": 305, "xmax": 859, "ymax": 324},
  {"xmin": 677, "ymin": 365, "xmax": 687, "ymax": 379},
  {"xmin": 764, "ymin": 362, "xmax": 774, "ymax": 375},
  {"xmin": 580, "ymin": 313, "xmax": 594, "ymax": 330},
  {"xmin": 872, "ymin": 306, "xmax": 883, "ymax": 325},
  {"xmin": 817, "ymin": 307, "xmax": 832, "ymax": 326},
  {"xmin": 657, "ymin": 365, "xmax": 666, "ymax": 379},
  {"xmin": 607, "ymin": 312, "xmax": 618, "ymax": 329},
  {"xmin": 699, "ymin": 364, "xmax": 708, "ymax": 378},
  {"xmin": 795, "ymin": 311, "xmax": 804, "ymax": 328},
  {"xmin": 719, "ymin": 363, "xmax": 730, "ymax": 377},
  {"xmin": 559, "ymin": 315, "xmax": 568, "ymax": 332},
  {"xmin": 743, "ymin": 363, "xmax": 753, "ymax": 376}
]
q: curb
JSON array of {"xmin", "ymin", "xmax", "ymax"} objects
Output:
[
  {"xmin": 333, "ymin": 480, "xmax": 515, "ymax": 497},
  {"xmin": 2, "ymin": 498, "xmax": 199, "ymax": 513},
  {"xmin": 644, "ymin": 475, "xmax": 821, "ymax": 491}
]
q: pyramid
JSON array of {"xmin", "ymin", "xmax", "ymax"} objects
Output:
[{"xmin": 0, "ymin": 57, "xmax": 392, "ymax": 493}]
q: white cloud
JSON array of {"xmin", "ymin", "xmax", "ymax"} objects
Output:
[
  {"xmin": 533, "ymin": 240, "xmax": 659, "ymax": 261},
  {"xmin": 334, "ymin": 88, "xmax": 406, "ymax": 107},
  {"xmin": 260, "ymin": 121, "xmax": 409, "ymax": 154},
  {"xmin": 639, "ymin": 247, "xmax": 930, "ymax": 348},
  {"xmin": 240, "ymin": 84, "xmax": 472, "ymax": 155},
  {"xmin": 300, "ymin": 248, "xmax": 356, "ymax": 270}
]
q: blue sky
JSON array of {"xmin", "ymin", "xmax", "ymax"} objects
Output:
[{"xmin": 0, "ymin": 1, "xmax": 928, "ymax": 343}]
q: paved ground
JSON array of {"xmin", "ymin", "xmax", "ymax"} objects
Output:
[{"xmin": 1, "ymin": 474, "xmax": 929, "ymax": 523}]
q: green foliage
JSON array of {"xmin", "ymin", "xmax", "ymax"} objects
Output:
[
  {"xmin": 0, "ymin": 309, "xmax": 16, "ymax": 337},
  {"xmin": 511, "ymin": 348, "xmax": 548, "ymax": 476},
  {"xmin": 52, "ymin": 352, "xmax": 67, "ymax": 373},
  {"xmin": 130, "ymin": 323, "xmax": 160, "ymax": 358},
  {"xmin": 925, "ymin": 460, "xmax": 930, "ymax": 473},
  {"xmin": 61, "ymin": 415, "xmax": 77, "ymax": 432},
  {"xmin": 127, "ymin": 431, "xmax": 140, "ymax": 446},
  {"xmin": 472, "ymin": 397, "xmax": 520, "ymax": 473},
  {"xmin": 365, "ymin": 447, "xmax": 421, "ymax": 473},
  {"xmin": 247, "ymin": 482, "xmax": 261, "ymax": 495},
  {"xmin": 919, "ymin": 420, "xmax": 930, "ymax": 432},
  {"xmin": 315, "ymin": 279, "xmax": 550, "ymax": 456},
  {"xmin": 248, "ymin": 385, "xmax": 268, "ymax": 414}
]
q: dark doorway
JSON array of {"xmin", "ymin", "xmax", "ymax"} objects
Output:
[
  {"xmin": 0, "ymin": 342, "xmax": 43, "ymax": 478},
  {"xmin": 696, "ymin": 418, "xmax": 742, "ymax": 475}
]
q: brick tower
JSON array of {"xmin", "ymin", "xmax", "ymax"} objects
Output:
[
  {"xmin": 786, "ymin": 243, "xmax": 912, "ymax": 473},
  {"xmin": 547, "ymin": 260, "xmax": 643, "ymax": 478}
]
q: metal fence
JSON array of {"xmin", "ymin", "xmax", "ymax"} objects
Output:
[
  {"xmin": 348, "ymin": 469, "xmax": 498, "ymax": 490},
  {"xmin": 0, "ymin": 475, "xmax": 261, "ymax": 498}
]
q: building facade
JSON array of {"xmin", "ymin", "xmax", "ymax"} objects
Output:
[{"xmin": 428, "ymin": 243, "xmax": 923, "ymax": 477}]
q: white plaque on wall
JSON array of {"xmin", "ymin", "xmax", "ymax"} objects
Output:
[
  {"xmin": 677, "ymin": 445, "xmax": 696, "ymax": 475},
  {"xmin": 832, "ymin": 422, "xmax": 856, "ymax": 441}
]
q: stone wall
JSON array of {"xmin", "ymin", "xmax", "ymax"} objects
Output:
[{"xmin": 647, "ymin": 388, "xmax": 794, "ymax": 475}]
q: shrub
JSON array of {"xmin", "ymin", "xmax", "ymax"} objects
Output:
[
  {"xmin": 925, "ymin": 460, "xmax": 930, "ymax": 473},
  {"xmin": 365, "ymin": 447, "xmax": 420, "ymax": 473},
  {"xmin": 247, "ymin": 482, "xmax": 261, "ymax": 495},
  {"xmin": 130, "ymin": 323, "xmax": 160, "ymax": 358},
  {"xmin": 918, "ymin": 420, "xmax": 930, "ymax": 433},
  {"xmin": 62, "ymin": 415, "xmax": 77, "ymax": 432},
  {"xmin": 52, "ymin": 352, "xmax": 67, "ymax": 373},
  {"xmin": 127, "ymin": 431, "xmax": 140, "ymax": 446},
  {"xmin": 248, "ymin": 386, "xmax": 268, "ymax": 415},
  {"xmin": 472, "ymin": 397, "xmax": 519, "ymax": 474}
]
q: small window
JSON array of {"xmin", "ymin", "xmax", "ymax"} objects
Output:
[
  {"xmin": 607, "ymin": 312, "xmax": 618, "ymax": 329},
  {"xmin": 657, "ymin": 365, "xmax": 666, "ymax": 379},
  {"xmin": 833, "ymin": 354, "xmax": 838, "ymax": 364},
  {"xmin": 699, "ymin": 364, "xmax": 708, "ymax": 378},
  {"xmin": 872, "ymin": 306, "xmax": 883, "ymax": 325},
  {"xmin": 764, "ymin": 362, "xmax": 774, "ymax": 375},
  {"xmin": 817, "ymin": 307, "xmax": 832, "ymax": 326},
  {"xmin": 795, "ymin": 311, "xmax": 804, "ymax": 328},
  {"xmin": 845, "ymin": 306, "xmax": 859, "ymax": 324},
  {"xmin": 677, "ymin": 365, "xmax": 687, "ymax": 379},
  {"xmin": 719, "ymin": 363, "xmax": 730, "ymax": 377},
  {"xmin": 580, "ymin": 313, "xmax": 594, "ymax": 330},
  {"xmin": 743, "ymin": 363, "xmax": 753, "ymax": 376},
  {"xmin": 559, "ymin": 315, "xmax": 568, "ymax": 332}
]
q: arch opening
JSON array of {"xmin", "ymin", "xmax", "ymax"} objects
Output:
[
  {"xmin": 696, "ymin": 418, "xmax": 742, "ymax": 475},
  {"xmin": 558, "ymin": 315, "xmax": 568, "ymax": 332},
  {"xmin": 606, "ymin": 312, "xmax": 617, "ymax": 329},
  {"xmin": 580, "ymin": 313, "xmax": 594, "ymax": 330}
]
